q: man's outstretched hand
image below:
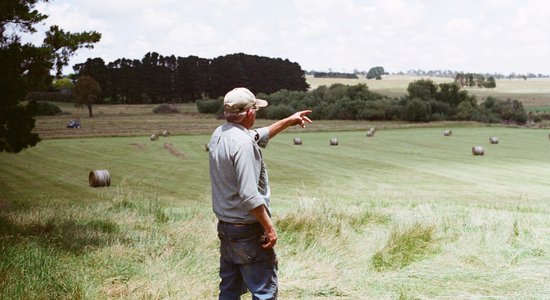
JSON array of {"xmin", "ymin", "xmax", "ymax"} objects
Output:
[
  {"xmin": 290, "ymin": 110, "xmax": 312, "ymax": 128},
  {"xmin": 268, "ymin": 109, "xmax": 313, "ymax": 140}
]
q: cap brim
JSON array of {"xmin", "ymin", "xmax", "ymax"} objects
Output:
[{"xmin": 255, "ymin": 99, "xmax": 268, "ymax": 108}]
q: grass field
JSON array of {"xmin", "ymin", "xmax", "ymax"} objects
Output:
[
  {"xmin": 2, "ymin": 123, "xmax": 550, "ymax": 298},
  {"xmin": 2, "ymin": 77, "xmax": 550, "ymax": 298}
]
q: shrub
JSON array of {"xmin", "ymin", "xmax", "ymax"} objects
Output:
[
  {"xmin": 153, "ymin": 103, "xmax": 180, "ymax": 114},
  {"xmin": 25, "ymin": 91, "xmax": 73, "ymax": 103},
  {"xmin": 456, "ymin": 101, "xmax": 480, "ymax": 121},
  {"xmin": 482, "ymin": 98, "xmax": 528, "ymax": 124},
  {"xmin": 266, "ymin": 104, "xmax": 295, "ymax": 120},
  {"xmin": 403, "ymin": 98, "xmax": 431, "ymax": 122},
  {"xmin": 32, "ymin": 102, "xmax": 63, "ymax": 116},
  {"xmin": 196, "ymin": 98, "xmax": 222, "ymax": 114}
]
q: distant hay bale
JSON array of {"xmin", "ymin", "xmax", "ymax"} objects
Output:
[
  {"xmin": 443, "ymin": 130, "xmax": 452, "ymax": 136},
  {"xmin": 204, "ymin": 143, "xmax": 209, "ymax": 152},
  {"xmin": 472, "ymin": 145, "xmax": 484, "ymax": 156},
  {"xmin": 366, "ymin": 130, "xmax": 375, "ymax": 137},
  {"xmin": 330, "ymin": 138, "xmax": 338, "ymax": 146},
  {"xmin": 369, "ymin": 127, "xmax": 376, "ymax": 133},
  {"xmin": 162, "ymin": 130, "xmax": 170, "ymax": 137},
  {"xmin": 489, "ymin": 136, "xmax": 499, "ymax": 144},
  {"xmin": 150, "ymin": 134, "xmax": 158, "ymax": 141},
  {"xmin": 89, "ymin": 170, "xmax": 111, "ymax": 187},
  {"xmin": 293, "ymin": 137, "xmax": 302, "ymax": 145}
]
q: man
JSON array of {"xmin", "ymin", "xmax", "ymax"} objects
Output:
[{"xmin": 208, "ymin": 87, "xmax": 312, "ymax": 299}]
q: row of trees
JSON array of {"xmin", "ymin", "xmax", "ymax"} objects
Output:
[
  {"xmin": 73, "ymin": 52, "xmax": 309, "ymax": 103},
  {"xmin": 398, "ymin": 69, "xmax": 549, "ymax": 80},
  {"xmin": 454, "ymin": 73, "xmax": 496, "ymax": 88},
  {"xmin": 197, "ymin": 79, "xmax": 527, "ymax": 123},
  {"xmin": 312, "ymin": 72, "xmax": 358, "ymax": 79},
  {"xmin": 307, "ymin": 66, "xmax": 387, "ymax": 80}
]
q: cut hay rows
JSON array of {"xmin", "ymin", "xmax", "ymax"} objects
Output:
[
  {"xmin": 130, "ymin": 143, "xmax": 146, "ymax": 150},
  {"xmin": 163, "ymin": 142, "xmax": 185, "ymax": 158}
]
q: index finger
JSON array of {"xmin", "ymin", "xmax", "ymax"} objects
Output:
[{"xmin": 299, "ymin": 110, "xmax": 312, "ymax": 116}]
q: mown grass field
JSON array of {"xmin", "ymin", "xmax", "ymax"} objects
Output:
[
  {"xmin": 2, "ymin": 122, "xmax": 550, "ymax": 298},
  {"xmin": 2, "ymin": 76, "xmax": 550, "ymax": 298}
]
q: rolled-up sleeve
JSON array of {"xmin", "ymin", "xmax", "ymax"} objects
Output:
[
  {"xmin": 233, "ymin": 142, "xmax": 265, "ymax": 211},
  {"xmin": 253, "ymin": 127, "xmax": 270, "ymax": 148}
]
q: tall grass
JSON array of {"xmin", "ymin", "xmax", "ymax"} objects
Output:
[
  {"xmin": 372, "ymin": 223, "xmax": 438, "ymax": 271},
  {"xmin": 1, "ymin": 126, "xmax": 550, "ymax": 298}
]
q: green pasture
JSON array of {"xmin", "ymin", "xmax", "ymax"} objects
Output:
[{"xmin": 1, "ymin": 126, "xmax": 550, "ymax": 298}]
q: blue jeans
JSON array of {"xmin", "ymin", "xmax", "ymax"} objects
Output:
[{"xmin": 217, "ymin": 221, "xmax": 278, "ymax": 300}]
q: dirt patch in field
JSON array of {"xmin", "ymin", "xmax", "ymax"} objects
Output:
[
  {"xmin": 130, "ymin": 142, "xmax": 147, "ymax": 150},
  {"xmin": 164, "ymin": 142, "xmax": 185, "ymax": 158}
]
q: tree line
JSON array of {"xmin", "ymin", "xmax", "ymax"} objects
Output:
[
  {"xmin": 73, "ymin": 52, "xmax": 309, "ymax": 104},
  {"xmin": 454, "ymin": 73, "xmax": 496, "ymax": 88},
  {"xmin": 397, "ymin": 69, "xmax": 549, "ymax": 80},
  {"xmin": 312, "ymin": 72, "xmax": 359, "ymax": 79},
  {"xmin": 197, "ymin": 79, "xmax": 527, "ymax": 124}
]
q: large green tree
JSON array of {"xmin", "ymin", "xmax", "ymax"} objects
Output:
[
  {"xmin": 73, "ymin": 75, "xmax": 101, "ymax": 118},
  {"xmin": 0, "ymin": 0, "xmax": 100, "ymax": 153}
]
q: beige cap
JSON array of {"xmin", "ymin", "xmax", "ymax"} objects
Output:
[{"xmin": 223, "ymin": 87, "xmax": 268, "ymax": 113}]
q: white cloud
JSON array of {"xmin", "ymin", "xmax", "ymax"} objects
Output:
[{"xmin": 23, "ymin": 0, "xmax": 550, "ymax": 74}]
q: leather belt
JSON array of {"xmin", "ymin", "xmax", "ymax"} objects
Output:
[{"xmin": 218, "ymin": 220, "xmax": 259, "ymax": 227}]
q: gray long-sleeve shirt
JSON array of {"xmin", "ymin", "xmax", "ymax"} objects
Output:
[{"xmin": 208, "ymin": 123, "xmax": 270, "ymax": 223}]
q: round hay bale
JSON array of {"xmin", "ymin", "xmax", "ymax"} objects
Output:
[
  {"xmin": 489, "ymin": 136, "xmax": 499, "ymax": 144},
  {"xmin": 150, "ymin": 134, "xmax": 158, "ymax": 141},
  {"xmin": 293, "ymin": 137, "xmax": 302, "ymax": 145},
  {"xmin": 444, "ymin": 130, "xmax": 453, "ymax": 136},
  {"xmin": 89, "ymin": 170, "xmax": 111, "ymax": 187},
  {"xmin": 204, "ymin": 143, "xmax": 209, "ymax": 152},
  {"xmin": 162, "ymin": 130, "xmax": 170, "ymax": 137},
  {"xmin": 330, "ymin": 138, "xmax": 338, "ymax": 146},
  {"xmin": 369, "ymin": 127, "xmax": 376, "ymax": 133},
  {"xmin": 472, "ymin": 145, "xmax": 484, "ymax": 156},
  {"xmin": 366, "ymin": 130, "xmax": 375, "ymax": 137}
]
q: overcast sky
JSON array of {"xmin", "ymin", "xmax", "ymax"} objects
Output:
[{"xmin": 28, "ymin": 0, "xmax": 550, "ymax": 75}]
